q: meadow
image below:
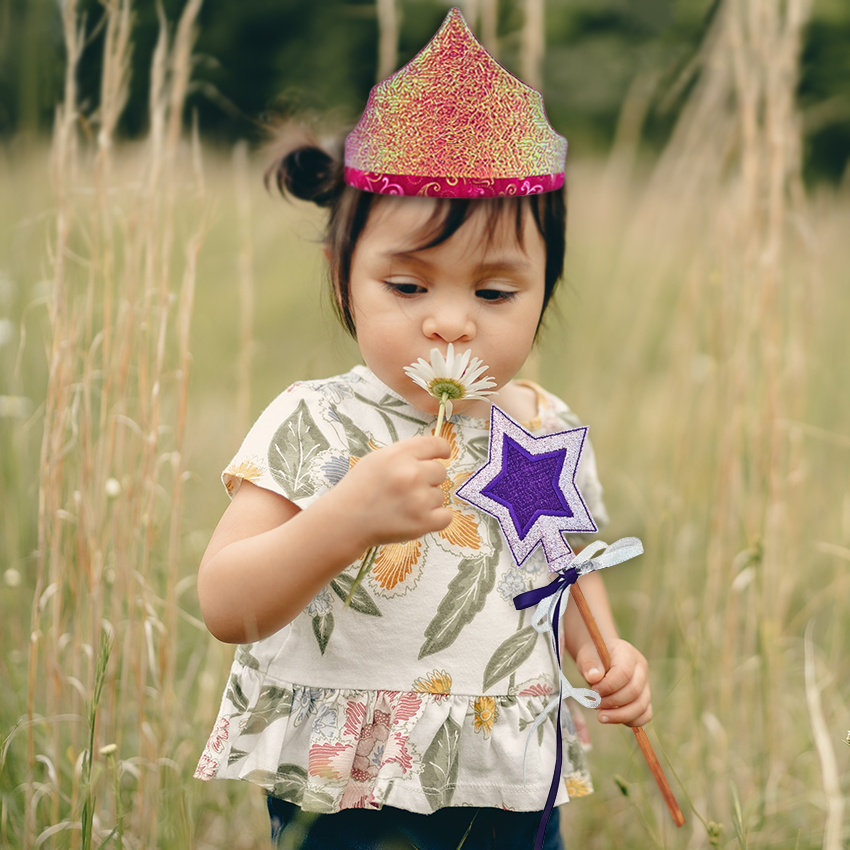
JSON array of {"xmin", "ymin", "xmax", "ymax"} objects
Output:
[{"xmin": 1, "ymin": 0, "xmax": 849, "ymax": 848}]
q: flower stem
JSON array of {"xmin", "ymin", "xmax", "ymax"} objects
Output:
[
  {"xmin": 434, "ymin": 393, "xmax": 448, "ymax": 438},
  {"xmin": 345, "ymin": 546, "xmax": 378, "ymax": 608}
]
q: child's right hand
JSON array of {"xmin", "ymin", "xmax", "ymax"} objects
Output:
[{"xmin": 332, "ymin": 435, "xmax": 453, "ymax": 549}]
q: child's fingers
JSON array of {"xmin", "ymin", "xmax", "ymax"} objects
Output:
[
  {"xmin": 407, "ymin": 435, "xmax": 452, "ymax": 459},
  {"xmin": 597, "ymin": 693, "xmax": 653, "ymax": 727},
  {"xmin": 430, "ymin": 506, "xmax": 454, "ymax": 531},
  {"xmin": 574, "ymin": 644, "xmax": 605, "ymax": 686},
  {"xmin": 585, "ymin": 661, "xmax": 631, "ymax": 697},
  {"xmin": 595, "ymin": 664, "xmax": 648, "ymax": 710},
  {"xmin": 422, "ymin": 459, "xmax": 449, "ymax": 486}
]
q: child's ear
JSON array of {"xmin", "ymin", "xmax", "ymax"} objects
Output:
[{"xmin": 322, "ymin": 244, "xmax": 330, "ymax": 262}]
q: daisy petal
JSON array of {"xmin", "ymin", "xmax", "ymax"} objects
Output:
[{"xmin": 431, "ymin": 346, "xmax": 448, "ymax": 376}]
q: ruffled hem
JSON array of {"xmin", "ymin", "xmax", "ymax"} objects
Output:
[{"xmin": 194, "ymin": 667, "xmax": 593, "ymax": 814}]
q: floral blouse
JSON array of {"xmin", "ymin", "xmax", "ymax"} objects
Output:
[{"xmin": 195, "ymin": 365, "xmax": 608, "ymax": 814}]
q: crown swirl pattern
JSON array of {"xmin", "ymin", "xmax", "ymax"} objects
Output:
[{"xmin": 344, "ymin": 7, "xmax": 567, "ymax": 198}]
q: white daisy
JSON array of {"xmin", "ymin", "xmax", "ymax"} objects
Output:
[{"xmin": 404, "ymin": 343, "xmax": 497, "ymax": 422}]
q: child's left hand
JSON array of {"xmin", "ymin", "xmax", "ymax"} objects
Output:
[{"xmin": 575, "ymin": 639, "xmax": 652, "ymax": 727}]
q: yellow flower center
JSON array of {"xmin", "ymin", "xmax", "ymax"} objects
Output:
[{"xmin": 428, "ymin": 378, "xmax": 465, "ymax": 400}]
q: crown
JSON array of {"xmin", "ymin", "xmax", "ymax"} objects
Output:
[{"xmin": 344, "ymin": 7, "xmax": 566, "ymax": 198}]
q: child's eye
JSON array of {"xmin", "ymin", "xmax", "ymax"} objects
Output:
[
  {"xmin": 384, "ymin": 281, "xmax": 425, "ymax": 296},
  {"xmin": 476, "ymin": 288, "xmax": 517, "ymax": 303}
]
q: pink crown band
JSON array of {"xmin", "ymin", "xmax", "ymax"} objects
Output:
[{"xmin": 345, "ymin": 167, "xmax": 564, "ymax": 198}]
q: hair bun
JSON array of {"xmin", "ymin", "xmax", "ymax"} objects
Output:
[{"xmin": 271, "ymin": 146, "xmax": 339, "ymax": 208}]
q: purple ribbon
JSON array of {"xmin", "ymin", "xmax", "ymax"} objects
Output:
[
  {"xmin": 513, "ymin": 567, "xmax": 579, "ymax": 850},
  {"xmin": 511, "ymin": 538, "xmax": 644, "ymax": 849}
]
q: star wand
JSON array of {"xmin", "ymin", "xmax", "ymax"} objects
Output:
[{"xmin": 456, "ymin": 407, "xmax": 684, "ymax": 841}]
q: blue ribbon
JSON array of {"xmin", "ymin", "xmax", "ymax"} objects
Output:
[{"xmin": 512, "ymin": 537, "xmax": 644, "ymax": 850}]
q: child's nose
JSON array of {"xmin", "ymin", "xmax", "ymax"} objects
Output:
[{"xmin": 422, "ymin": 304, "xmax": 476, "ymax": 343}]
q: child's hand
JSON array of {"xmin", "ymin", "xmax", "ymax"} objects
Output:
[
  {"xmin": 575, "ymin": 639, "xmax": 652, "ymax": 727},
  {"xmin": 333, "ymin": 435, "xmax": 453, "ymax": 548}
]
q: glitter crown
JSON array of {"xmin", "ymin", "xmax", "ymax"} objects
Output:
[{"xmin": 344, "ymin": 7, "xmax": 567, "ymax": 198}]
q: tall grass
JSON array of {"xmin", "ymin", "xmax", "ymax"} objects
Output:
[{"xmin": 1, "ymin": 0, "xmax": 848, "ymax": 848}]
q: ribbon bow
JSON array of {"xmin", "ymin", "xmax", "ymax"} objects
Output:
[{"xmin": 512, "ymin": 537, "xmax": 644, "ymax": 850}]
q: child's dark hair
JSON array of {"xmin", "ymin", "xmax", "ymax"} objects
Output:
[{"xmin": 265, "ymin": 134, "xmax": 567, "ymax": 339}]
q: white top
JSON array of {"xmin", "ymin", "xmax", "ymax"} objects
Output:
[{"xmin": 195, "ymin": 365, "xmax": 608, "ymax": 813}]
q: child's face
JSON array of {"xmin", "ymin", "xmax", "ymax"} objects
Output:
[{"xmin": 348, "ymin": 196, "xmax": 547, "ymax": 418}]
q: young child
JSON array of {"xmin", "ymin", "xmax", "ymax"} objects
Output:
[{"xmin": 195, "ymin": 9, "xmax": 651, "ymax": 850}]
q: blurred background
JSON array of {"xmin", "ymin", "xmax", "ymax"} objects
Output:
[
  {"xmin": 1, "ymin": 0, "xmax": 849, "ymax": 182},
  {"xmin": 1, "ymin": 1, "xmax": 849, "ymax": 849}
]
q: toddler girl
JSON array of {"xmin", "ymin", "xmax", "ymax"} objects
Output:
[{"xmin": 195, "ymin": 9, "xmax": 651, "ymax": 850}]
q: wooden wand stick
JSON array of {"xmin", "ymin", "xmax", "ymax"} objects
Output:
[{"xmin": 570, "ymin": 581, "xmax": 686, "ymax": 828}]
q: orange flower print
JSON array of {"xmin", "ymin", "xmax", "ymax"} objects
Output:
[
  {"xmin": 223, "ymin": 457, "xmax": 264, "ymax": 495},
  {"xmin": 371, "ymin": 540, "xmax": 422, "ymax": 597},
  {"xmin": 472, "ymin": 696, "xmax": 499, "ymax": 738},
  {"xmin": 359, "ymin": 425, "xmax": 485, "ymax": 598},
  {"xmin": 412, "ymin": 670, "xmax": 452, "ymax": 702},
  {"xmin": 564, "ymin": 772, "xmax": 592, "ymax": 798},
  {"xmin": 434, "ymin": 424, "xmax": 481, "ymax": 552},
  {"xmin": 352, "ymin": 445, "xmax": 427, "ymax": 598}
]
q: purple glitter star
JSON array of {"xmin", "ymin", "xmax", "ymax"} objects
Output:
[
  {"xmin": 481, "ymin": 437, "xmax": 574, "ymax": 537},
  {"xmin": 456, "ymin": 406, "xmax": 597, "ymax": 571}
]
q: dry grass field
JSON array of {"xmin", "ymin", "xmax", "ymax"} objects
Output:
[{"xmin": 1, "ymin": 0, "xmax": 849, "ymax": 848}]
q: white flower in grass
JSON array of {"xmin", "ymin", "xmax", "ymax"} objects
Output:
[{"xmin": 404, "ymin": 343, "xmax": 497, "ymax": 418}]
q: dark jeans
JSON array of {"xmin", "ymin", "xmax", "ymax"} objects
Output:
[{"xmin": 268, "ymin": 796, "xmax": 564, "ymax": 850}]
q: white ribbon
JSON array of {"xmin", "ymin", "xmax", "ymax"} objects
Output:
[{"xmin": 520, "ymin": 536, "xmax": 644, "ymax": 784}]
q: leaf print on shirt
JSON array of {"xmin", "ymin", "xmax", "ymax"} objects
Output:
[
  {"xmin": 465, "ymin": 434, "xmax": 490, "ymax": 463},
  {"xmin": 242, "ymin": 685, "xmax": 294, "ymax": 735},
  {"xmin": 421, "ymin": 714, "xmax": 461, "ymax": 811},
  {"xmin": 482, "ymin": 626, "xmax": 540, "ymax": 692},
  {"xmin": 268, "ymin": 398, "xmax": 332, "ymax": 500},
  {"xmin": 418, "ymin": 525, "xmax": 501, "ymax": 660},
  {"xmin": 225, "ymin": 672, "xmax": 249, "ymax": 713},
  {"xmin": 312, "ymin": 610, "xmax": 335, "ymax": 655},
  {"xmin": 334, "ymin": 409, "xmax": 372, "ymax": 458},
  {"xmin": 329, "ymin": 574, "xmax": 382, "ymax": 616},
  {"xmin": 242, "ymin": 763, "xmax": 308, "ymax": 801}
]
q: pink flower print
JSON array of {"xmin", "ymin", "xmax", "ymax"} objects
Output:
[
  {"xmin": 309, "ymin": 742, "xmax": 353, "ymax": 780},
  {"xmin": 340, "ymin": 783, "xmax": 371, "ymax": 810},
  {"xmin": 352, "ymin": 709, "xmax": 391, "ymax": 782},
  {"xmin": 518, "ymin": 682, "xmax": 555, "ymax": 697},
  {"xmin": 193, "ymin": 752, "xmax": 219, "ymax": 780},
  {"xmin": 208, "ymin": 716, "xmax": 230, "ymax": 754},
  {"xmin": 343, "ymin": 699, "xmax": 367, "ymax": 737}
]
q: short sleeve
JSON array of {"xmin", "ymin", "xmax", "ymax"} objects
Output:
[
  {"xmin": 533, "ymin": 386, "xmax": 609, "ymax": 535},
  {"xmin": 221, "ymin": 382, "xmax": 350, "ymax": 510}
]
